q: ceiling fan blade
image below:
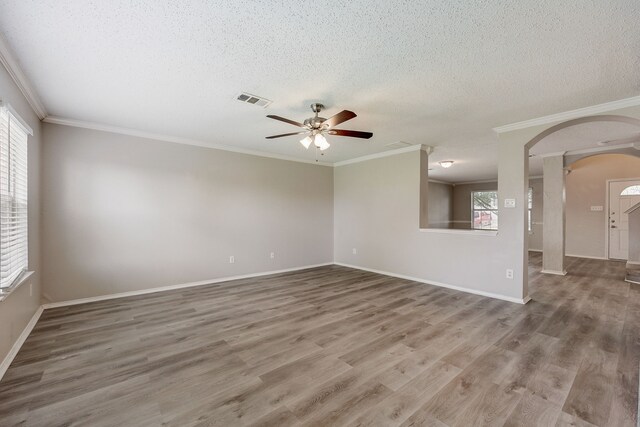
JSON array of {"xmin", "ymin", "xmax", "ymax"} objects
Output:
[
  {"xmin": 328, "ymin": 129, "xmax": 373, "ymax": 139},
  {"xmin": 265, "ymin": 131, "xmax": 308, "ymax": 139},
  {"xmin": 266, "ymin": 115, "xmax": 305, "ymax": 128},
  {"xmin": 323, "ymin": 110, "xmax": 357, "ymax": 128}
]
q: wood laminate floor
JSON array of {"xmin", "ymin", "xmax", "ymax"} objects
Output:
[{"xmin": 0, "ymin": 254, "xmax": 638, "ymax": 426}]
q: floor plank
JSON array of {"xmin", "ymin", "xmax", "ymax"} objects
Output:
[{"xmin": 0, "ymin": 254, "xmax": 637, "ymax": 426}]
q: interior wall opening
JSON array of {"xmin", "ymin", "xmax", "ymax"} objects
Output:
[{"xmin": 524, "ymin": 115, "xmax": 640, "ymax": 275}]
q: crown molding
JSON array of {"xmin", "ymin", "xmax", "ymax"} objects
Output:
[
  {"xmin": 334, "ymin": 144, "xmax": 423, "ymax": 167},
  {"xmin": 538, "ymin": 151, "xmax": 566, "ymax": 158},
  {"xmin": 43, "ymin": 116, "xmax": 333, "ymax": 167},
  {"xmin": 427, "ymin": 178, "xmax": 453, "ymax": 185},
  {"xmin": 493, "ymin": 95, "xmax": 640, "ymax": 134},
  {"xmin": 43, "ymin": 116, "xmax": 429, "ymax": 168},
  {"xmin": 564, "ymin": 143, "xmax": 638, "ymax": 157},
  {"xmin": 0, "ymin": 34, "xmax": 47, "ymax": 119},
  {"xmin": 451, "ymin": 174, "xmax": 544, "ymax": 186},
  {"xmin": 453, "ymin": 178, "xmax": 498, "ymax": 186}
]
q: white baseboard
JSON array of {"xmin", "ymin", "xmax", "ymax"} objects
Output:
[
  {"xmin": 565, "ymin": 253, "xmax": 608, "ymax": 261},
  {"xmin": 541, "ymin": 269, "xmax": 568, "ymax": 276},
  {"xmin": 334, "ymin": 262, "xmax": 529, "ymax": 304},
  {"xmin": 42, "ymin": 262, "xmax": 333, "ymax": 309},
  {"xmin": 0, "ymin": 306, "xmax": 43, "ymax": 382},
  {"xmin": 530, "ymin": 251, "xmax": 609, "ymax": 261}
]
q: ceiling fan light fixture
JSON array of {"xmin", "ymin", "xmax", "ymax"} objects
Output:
[
  {"xmin": 439, "ymin": 160, "xmax": 454, "ymax": 168},
  {"xmin": 314, "ymin": 134, "xmax": 330, "ymax": 150},
  {"xmin": 300, "ymin": 136, "xmax": 312, "ymax": 149}
]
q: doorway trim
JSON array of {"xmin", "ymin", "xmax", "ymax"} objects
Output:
[{"xmin": 605, "ymin": 177, "xmax": 640, "ymax": 260}]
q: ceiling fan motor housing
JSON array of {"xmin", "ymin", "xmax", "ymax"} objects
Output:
[
  {"xmin": 304, "ymin": 116, "xmax": 328, "ymax": 129},
  {"xmin": 305, "ymin": 103, "xmax": 328, "ymax": 129}
]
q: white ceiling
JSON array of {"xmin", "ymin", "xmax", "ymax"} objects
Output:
[{"xmin": 1, "ymin": 1, "xmax": 639, "ymax": 172}]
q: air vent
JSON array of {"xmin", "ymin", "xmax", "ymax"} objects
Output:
[
  {"xmin": 385, "ymin": 141, "xmax": 413, "ymax": 149},
  {"xmin": 236, "ymin": 92, "xmax": 272, "ymax": 108}
]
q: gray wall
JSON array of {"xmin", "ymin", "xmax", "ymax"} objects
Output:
[
  {"xmin": 0, "ymin": 64, "xmax": 42, "ymax": 363},
  {"xmin": 334, "ymin": 150, "xmax": 525, "ymax": 302},
  {"xmin": 41, "ymin": 123, "xmax": 334, "ymax": 302},
  {"xmin": 426, "ymin": 181, "xmax": 453, "ymax": 229},
  {"xmin": 566, "ymin": 154, "xmax": 640, "ymax": 259}
]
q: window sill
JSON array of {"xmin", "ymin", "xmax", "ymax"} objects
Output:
[
  {"xmin": 0, "ymin": 271, "xmax": 35, "ymax": 302},
  {"xmin": 419, "ymin": 228, "xmax": 498, "ymax": 236}
]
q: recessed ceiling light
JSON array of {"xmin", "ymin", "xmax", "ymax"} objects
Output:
[{"xmin": 439, "ymin": 160, "xmax": 454, "ymax": 168}]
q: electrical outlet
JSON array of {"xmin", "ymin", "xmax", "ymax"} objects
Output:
[
  {"xmin": 270, "ymin": 252, "xmax": 275, "ymax": 259},
  {"xmin": 352, "ymin": 248, "xmax": 357, "ymax": 255},
  {"xmin": 229, "ymin": 256, "xmax": 235, "ymax": 264},
  {"xmin": 506, "ymin": 269, "xmax": 514, "ymax": 279}
]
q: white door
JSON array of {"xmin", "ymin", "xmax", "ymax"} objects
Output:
[{"xmin": 609, "ymin": 179, "xmax": 640, "ymax": 260}]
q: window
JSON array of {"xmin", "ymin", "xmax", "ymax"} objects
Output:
[
  {"xmin": 0, "ymin": 105, "xmax": 30, "ymax": 289},
  {"xmin": 471, "ymin": 188, "xmax": 533, "ymax": 231},
  {"xmin": 472, "ymin": 191, "xmax": 498, "ymax": 230},
  {"xmin": 621, "ymin": 185, "xmax": 640, "ymax": 196}
]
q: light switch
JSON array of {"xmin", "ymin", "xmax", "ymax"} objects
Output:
[{"xmin": 504, "ymin": 199, "xmax": 516, "ymax": 208}]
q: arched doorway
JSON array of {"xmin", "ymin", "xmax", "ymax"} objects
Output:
[{"xmin": 524, "ymin": 115, "xmax": 640, "ymax": 274}]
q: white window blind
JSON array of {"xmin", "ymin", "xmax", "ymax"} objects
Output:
[{"xmin": 0, "ymin": 104, "xmax": 30, "ymax": 289}]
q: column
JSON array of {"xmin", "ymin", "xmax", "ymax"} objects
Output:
[{"xmin": 542, "ymin": 153, "xmax": 566, "ymax": 275}]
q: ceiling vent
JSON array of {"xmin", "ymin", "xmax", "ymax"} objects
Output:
[
  {"xmin": 385, "ymin": 141, "xmax": 413, "ymax": 149},
  {"xmin": 236, "ymin": 92, "xmax": 272, "ymax": 108}
]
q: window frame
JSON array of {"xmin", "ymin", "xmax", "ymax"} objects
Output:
[
  {"xmin": 620, "ymin": 185, "xmax": 640, "ymax": 196},
  {"xmin": 0, "ymin": 102, "xmax": 32, "ymax": 291},
  {"xmin": 470, "ymin": 188, "xmax": 533, "ymax": 232},
  {"xmin": 471, "ymin": 190, "xmax": 499, "ymax": 231}
]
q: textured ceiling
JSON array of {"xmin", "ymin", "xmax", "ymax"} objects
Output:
[{"xmin": 1, "ymin": 0, "xmax": 639, "ymax": 174}]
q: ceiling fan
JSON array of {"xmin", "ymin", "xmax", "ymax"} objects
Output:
[{"xmin": 265, "ymin": 103, "xmax": 373, "ymax": 151}]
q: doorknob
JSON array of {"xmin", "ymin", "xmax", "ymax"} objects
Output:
[{"xmin": 611, "ymin": 225, "xmax": 617, "ymax": 228}]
